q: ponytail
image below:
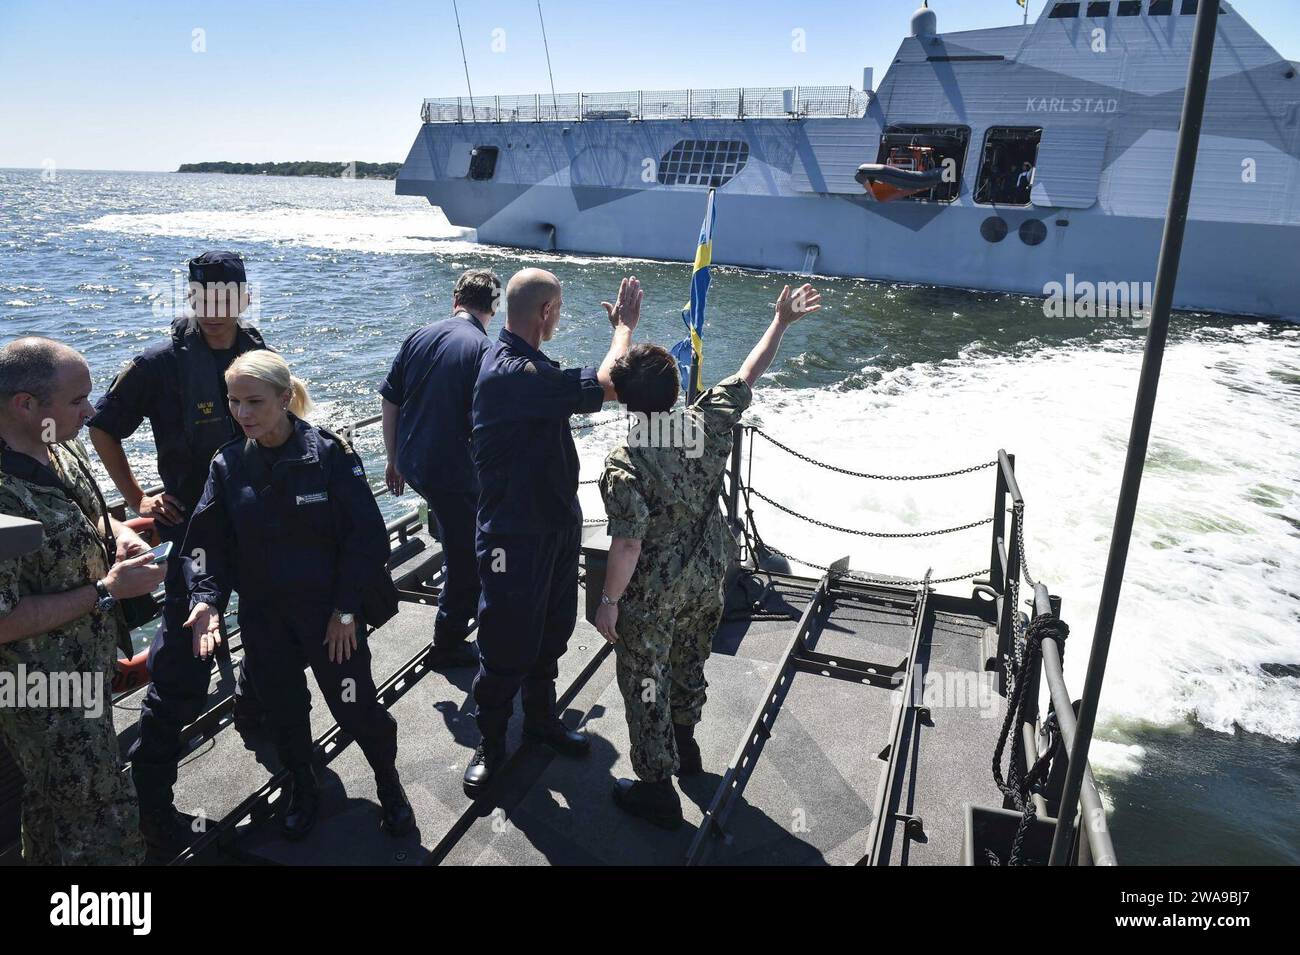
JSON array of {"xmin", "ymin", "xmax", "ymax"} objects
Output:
[{"xmin": 288, "ymin": 375, "xmax": 313, "ymax": 419}]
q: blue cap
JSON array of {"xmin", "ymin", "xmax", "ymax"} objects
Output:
[{"xmin": 188, "ymin": 251, "xmax": 246, "ymax": 284}]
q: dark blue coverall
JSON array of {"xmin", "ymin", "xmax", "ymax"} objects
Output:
[
  {"xmin": 89, "ymin": 318, "xmax": 267, "ymax": 815},
  {"xmin": 379, "ymin": 311, "xmax": 489, "ymax": 646},
  {"xmin": 470, "ymin": 328, "xmax": 604, "ymax": 740},
  {"xmin": 182, "ymin": 417, "xmax": 398, "ymax": 773}
]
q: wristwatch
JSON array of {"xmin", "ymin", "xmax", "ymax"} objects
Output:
[
  {"xmin": 600, "ymin": 593, "xmax": 617, "ymax": 607},
  {"xmin": 337, "ymin": 612, "xmax": 355, "ymax": 625},
  {"xmin": 94, "ymin": 579, "xmax": 117, "ymax": 613}
]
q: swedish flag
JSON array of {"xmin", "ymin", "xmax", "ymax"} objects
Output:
[{"xmin": 671, "ymin": 188, "xmax": 716, "ymax": 402}]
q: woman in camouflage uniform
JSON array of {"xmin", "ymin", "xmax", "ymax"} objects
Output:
[{"xmin": 597, "ymin": 284, "xmax": 821, "ymax": 829}]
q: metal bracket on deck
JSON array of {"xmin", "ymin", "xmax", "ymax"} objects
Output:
[{"xmin": 685, "ymin": 571, "xmax": 832, "ymax": 867}]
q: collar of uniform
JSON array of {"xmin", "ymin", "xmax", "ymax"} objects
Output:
[
  {"xmin": 454, "ymin": 310, "xmax": 487, "ymax": 336},
  {"xmin": 0, "ymin": 437, "xmax": 65, "ymax": 490},
  {"xmin": 497, "ymin": 327, "xmax": 555, "ymax": 367},
  {"xmin": 252, "ymin": 414, "xmax": 318, "ymax": 469}
]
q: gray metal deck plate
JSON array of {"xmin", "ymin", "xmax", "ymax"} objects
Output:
[
  {"xmin": 440, "ymin": 651, "xmax": 776, "ymax": 865},
  {"xmin": 227, "ymin": 605, "xmax": 610, "ymax": 865},
  {"xmin": 873, "ymin": 607, "xmax": 1010, "ymax": 866}
]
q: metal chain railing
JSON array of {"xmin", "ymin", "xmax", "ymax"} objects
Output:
[
  {"xmin": 571, "ymin": 414, "xmax": 627, "ymax": 433},
  {"xmin": 747, "ymin": 487, "xmax": 993, "ymax": 539},
  {"xmin": 751, "ymin": 428, "xmax": 997, "ymax": 481}
]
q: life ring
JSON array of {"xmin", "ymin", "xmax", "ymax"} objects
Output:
[
  {"xmin": 113, "ymin": 649, "xmax": 151, "ymax": 695},
  {"xmin": 124, "ymin": 516, "xmax": 159, "ymax": 548}
]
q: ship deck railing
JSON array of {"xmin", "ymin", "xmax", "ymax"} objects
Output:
[{"xmin": 419, "ymin": 86, "xmax": 872, "ymax": 124}]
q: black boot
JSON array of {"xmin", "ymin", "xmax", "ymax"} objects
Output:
[
  {"xmin": 280, "ymin": 765, "xmax": 319, "ymax": 841},
  {"xmin": 375, "ymin": 766, "xmax": 415, "ymax": 837},
  {"xmin": 673, "ymin": 722, "xmax": 703, "ymax": 777},
  {"xmin": 612, "ymin": 778, "xmax": 683, "ymax": 830},
  {"xmin": 523, "ymin": 715, "xmax": 590, "ymax": 757},
  {"xmin": 139, "ymin": 806, "xmax": 203, "ymax": 855},
  {"xmin": 462, "ymin": 737, "xmax": 506, "ymax": 798},
  {"xmin": 426, "ymin": 640, "xmax": 480, "ymax": 670}
]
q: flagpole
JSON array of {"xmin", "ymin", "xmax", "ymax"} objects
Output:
[{"xmin": 688, "ymin": 354, "xmax": 700, "ymax": 404}]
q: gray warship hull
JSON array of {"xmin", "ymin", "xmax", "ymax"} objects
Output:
[{"xmin": 397, "ymin": 1, "xmax": 1300, "ymax": 318}]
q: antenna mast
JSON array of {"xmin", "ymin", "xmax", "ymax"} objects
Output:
[
  {"xmin": 537, "ymin": 1, "xmax": 560, "ymax": 119},
  {"xmin": 451, "ymin": 0, "xmax": 475, "ymax": 106}
]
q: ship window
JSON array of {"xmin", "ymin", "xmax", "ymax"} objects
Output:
[
  {"xmin": 1117, "ymin": 1, "xmax": 1142, "ymax": 15},
  {"xmin": 658, "ymin": 139, "xmax": 749, "ymax": 187},
  {"xmin": 468, "ymin": 146, "xmax": 499, "ymax": 181},
  {"xmin": 1048, "ymin": 2, "xmax": 1081, "ymax": 17},
  {"xmin": 974, "ymin": 127, "xmax": 1042, "ymax": 206},
  {"xmin": 1087, "ymin": 2, "xmax": 1112, "ymax": 16},
  {"xmin": 1149, "ymin": 0, "xmax": 1173, "ymax": 14},
  {"xmin": 875, "ymin": 125, "xmax": 970, "ymax": 203}
]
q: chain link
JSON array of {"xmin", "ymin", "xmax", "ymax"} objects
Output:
[
  {"xmin": 1014, "ymin": 501, "xmax": 1037, "ymax": 589},
  {"xmin": 570, "ymin": 414, "xmax": 627, "ymax": 433},
  {"xmin": 762, "ymin": 544, "xmax": 987, "ymax": 588},
  {"xmin": 750, "ymin": 428, "xmax": 996, "ymax": 481},
  {"xmin": 747, "ymin": 487, "xmax": 992, "ymax": 539}
]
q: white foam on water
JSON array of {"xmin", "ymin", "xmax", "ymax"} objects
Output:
[
  {"xmin": 77, "ymin": 204, "xmax": 672, "ymax": 268},
  {"xmin": 79, "ymin": 206, "xmax": 478, "ymax": 255},
  {"xmin": 578, "ymin": 325, "xmax": 1300, "ymax": 763}
]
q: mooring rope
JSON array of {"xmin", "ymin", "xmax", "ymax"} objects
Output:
[{"xmin": 989, "ymin": 612, "xmax": 1070, "ymax": 866}]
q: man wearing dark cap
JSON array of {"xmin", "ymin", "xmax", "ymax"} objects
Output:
[
  {"xmin": 88, "ymin": 250, "xmax": 271, "ymax": 853},
  {"xmin": 380, "ymin": 268, "xmax": 500, "ymax": 669}
]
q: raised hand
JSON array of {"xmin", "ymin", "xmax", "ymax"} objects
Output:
[
  {"xmin": 601, "ymin": 276, "xmax": 643, "ymax": 332},
  {"xmin": 775, "ymin": 283, "xmax": 822, "ymax": 325}
]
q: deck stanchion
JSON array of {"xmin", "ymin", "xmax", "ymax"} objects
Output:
[{"xmin": 1048, "ymin": 0, "xmax": 1221, "ymax": 868}]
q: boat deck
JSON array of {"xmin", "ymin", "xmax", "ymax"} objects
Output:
[{"xmin": 95, "ymin": 516, "xmax": 1005, "ymax": 867}]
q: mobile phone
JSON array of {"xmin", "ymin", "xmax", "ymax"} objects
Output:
[{"xmin": 147, "ymin": 541, "xmax": 173, "ymax": 564}]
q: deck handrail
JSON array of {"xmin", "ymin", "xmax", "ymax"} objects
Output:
[
  {"xmin": 988, "ymin": 452, "xmax": 1117, "ymax": 866},
  {"xmin": 420, "ymin": 85, "xmax": 871, "ymax": 123}
]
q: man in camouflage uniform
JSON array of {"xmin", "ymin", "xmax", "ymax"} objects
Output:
[
  {"xmin": 0, "ymin": 338, "xmax": 165, "ymax": 864},
  {"xmin": 597, "ymin": 284, "xmax": 821, "ymax": 829}
]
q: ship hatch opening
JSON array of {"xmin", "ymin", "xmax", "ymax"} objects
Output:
[
  {"xmin": 469, "ymin": 146, "xmax": 499, "ymax": 181},
  {"xmin": 875, "ymin": 125, "xmax": 969, "ymax": 203},
  {"xmin": 974, "ymin": 127, "xmax": 1043, "ymax": 206}
]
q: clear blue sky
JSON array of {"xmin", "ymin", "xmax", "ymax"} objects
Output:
[{"xmin": 1, "ymin": 0, "xmax": 1295, "ymax": 171}]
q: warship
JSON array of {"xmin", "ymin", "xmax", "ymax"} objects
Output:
[
  {"xmin": 0, "ymin": 0, "xmax": 1236, "ymax": 867},
  {"xmin": 396, "ymin": 0, "xmax": 1300, "ymax": 318}
]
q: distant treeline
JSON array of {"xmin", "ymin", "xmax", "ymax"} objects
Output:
[{"xmin": 176, "ymin": 161, "xmax": 402, "ymax": 179}]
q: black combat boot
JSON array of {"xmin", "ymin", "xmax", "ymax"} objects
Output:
[
  {"xmin": 523, "ymin": 714, "xmax": 591, "ymax": 757},
  {"xmin": 612, "ymin": 778, "xmax": 684, "ymax": 830},
  {"xmin": 673, "ymin": 722, "xmax": 703, "ymax": 777},
  {"xmin": 425, "ymin": 639, "xmax": 480, "ymax": 670},
  {"xmin": 280, "ymin": 765, "xmax": 320, "ymax": 841},
  {"xmin": 375, "ymin": 766, "xmax": 415, "ymax": 837},
  {"xmin": 462, "ymin": 737, "xmax": 506, "ymax": 798},
  {"xmin": 139, "ymin": 806, "xmax": 203, "ymax": 856}
]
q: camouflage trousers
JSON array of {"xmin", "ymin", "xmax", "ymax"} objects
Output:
[
  {"xmin": 0, "ymin": 673, "xmax": 145, "ymax": 866},
  {"xmin": 614, "ymin": 585, "xmax": 723, "ymax": 782}
]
